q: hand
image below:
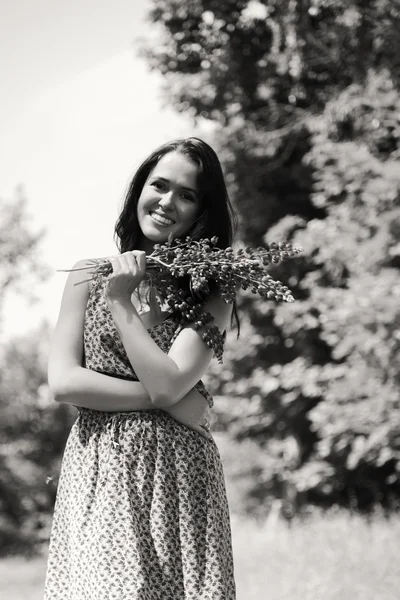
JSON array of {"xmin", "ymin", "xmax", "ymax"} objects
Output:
[
  {"xmin": 106, "ymin": 251, "xmax": 146, "ymax": 304},
  {"xmin": 165, "ymin": 388, "xmax": 212, "ymax": 441}
]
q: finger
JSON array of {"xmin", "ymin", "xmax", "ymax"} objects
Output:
[
  {"xmin": 109, "ymin": 257, "xmax": 122, "ymax": 273},
  {"xmin": 130, "ymin": 250, "xmax": 145, "ymax": 257},
  {"xmin": 104, "ymin": 254, "xmax": 120, "ymax": 262},
  {"xmin": 133, "ymin": 251, "xmax": 146, "ymax": 272},
  {"xmin": 201, "ymin": 428, "xmax": 213, "ymax": 441},
  {"xmin": 191, "ymin": 424, "xmax": 212, "ymax": 440},
  {"xmin": 124, "ymin": 252, "xmax": 138, "ymax": 273},
  {"xmin": 201, "ymin": 418, "xmax": 211, "ymax": 431},
  {"xmin": 117, "ymin": 254, "xmax": 132, "ymax": 273}
]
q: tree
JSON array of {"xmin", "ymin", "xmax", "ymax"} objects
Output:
[
  {"xmin": 0, "ymin": 325, "xmax": 75, "ymax": 555},
  {"xmin": 0, "ymin": 188, "xmax": 50, "ymax": 328},
  {"xmin": 142, "ymin": 0, "xmax": 400, "ymax": 512},
  {"xmin": 0, "ymin": 191, "xmax": 74, "ymax": 554}
]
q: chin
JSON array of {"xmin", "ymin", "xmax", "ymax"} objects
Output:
[
  {"xmin": 142, "ymin": 226, "xmax": 175, "ymax": 242},
  {"xmin": 139, "ymin": 216, "xmax": 191, "ymax": 243}
]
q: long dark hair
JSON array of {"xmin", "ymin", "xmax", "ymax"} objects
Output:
[{"xmin": 114, "ymin": 137, "xmax": 240, "ymax": 334}]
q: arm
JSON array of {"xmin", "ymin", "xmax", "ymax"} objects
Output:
[
  {"xmin": 48, "ymin": 260, "xmax": 211, "ymax": 437},
  {"xmin": 108, "ymin": 292, "xmax": 231, "ymax": 408},
  {"xmin": 53, "ymin": 366, "xmax": 159, "ymax": 412},
  {"xmin": 55, "ymin": 365, "xmax": 211, "ymax": 436},
  {"xmin": 48, "ymin": 259, "xmax": 156, "ymax": 411}
]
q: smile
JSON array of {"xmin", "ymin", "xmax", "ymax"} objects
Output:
[{"xmin": 150, "ymin": 212, "xmax": 176, "ymax": 226}]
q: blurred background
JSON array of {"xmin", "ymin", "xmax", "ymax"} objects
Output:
[{"xmin": 1, "ymin": 1, "xmax": 400, "ymax": 599}]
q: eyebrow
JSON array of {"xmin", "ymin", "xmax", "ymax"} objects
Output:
[{"xmin": 150, "ymin": 176, "xmax": 198, "ymax": 196}]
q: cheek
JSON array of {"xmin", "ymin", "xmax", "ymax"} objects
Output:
[
  {"xmin": 176, "ymin": 207, "xmax": 200, "ymax": 236},
  {"xmin": 182, "ymin": 204, "xmax": 200, "ymax": 223},
  {"xmin": 139, "ymin": 185, "xmax": 155, "ymax": 203},
  {"xmin": 137, "ymin": 191, "xmax": 153, "ymax": 216}
]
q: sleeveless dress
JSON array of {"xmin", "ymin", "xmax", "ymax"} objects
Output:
[{"xmin": 44, "ymin": 276, "xmax": 236, "ymax": 600}]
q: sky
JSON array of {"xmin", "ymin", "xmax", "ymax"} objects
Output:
[{"xmin": 0, "ymin": 0, "xmax": 207, "ymax": 337}]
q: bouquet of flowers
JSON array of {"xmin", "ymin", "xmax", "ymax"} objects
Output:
[{"xmin": 59, "ymin": 235, "xmax": 302, "ymax": 363}]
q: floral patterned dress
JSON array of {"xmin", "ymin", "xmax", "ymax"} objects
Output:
[{"xmin": 44, "ymin": 276, "xmax": 236, "ymax": 600}]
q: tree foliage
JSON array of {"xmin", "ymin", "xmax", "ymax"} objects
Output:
[
  {"xmin": 142, "ymin": 0, "xmax": 400, "ymax": 240},
  {"xmin": 144, "ymin": 0, "xmax": 400, "ymax": 120},
  {"xmin": 142, "ymin": 0, "xmax": 400, "ymax": 512},
  {"xmin": 0, "ymin": 193, "xmax": 74, "ymax": 555},
  {"xmin": 0, "ymin": 189, "xmax": 50, "ymax": 328},
  {"xmin": 0, "ymin": 326, "xmax": 75, "ymax": 555}
]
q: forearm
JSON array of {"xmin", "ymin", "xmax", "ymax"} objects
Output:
[
  {"xmin": 52, "ymin": 364, "xmax": 212, "ymax": 439},
  {"xmin": 108, "ymin": 299, "xmax": 188, "ymax": 407},
  {"xmin": 52, "ymin": 365, "xmax": 157, "ymax": 412}
]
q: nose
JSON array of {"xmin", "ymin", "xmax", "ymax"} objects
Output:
[{"xmin": 158, "ymin": 191, "xmax": 174, "ymax": 209}]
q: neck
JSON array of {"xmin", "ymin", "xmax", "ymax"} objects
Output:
[{"xmin": 136, "ymin": 233, "xmax": 155, "ymax": 255}]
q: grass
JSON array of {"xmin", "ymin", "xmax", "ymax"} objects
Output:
[
  {"xmin": 232, "ymin": 511, "xmax": 400, "ymax": 600},
  {"xmin": 0, "ymin": 552, "xmax": 47, "ymax": 600},
  {"xmin": 1, "ymin": 511, "xmax": 399, "ymax": 600}
]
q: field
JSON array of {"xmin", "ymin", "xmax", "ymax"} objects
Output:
[{"xmin": 1, "ymin": 511, "xmax": 399, "ymax": 600}]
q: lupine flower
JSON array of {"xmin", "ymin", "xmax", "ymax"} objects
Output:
[{"xmin": 58, "ymin": 235, "xmax": 302, "ymax": 362}]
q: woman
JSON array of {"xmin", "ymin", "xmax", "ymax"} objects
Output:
[{"xmin": 44, "ymin": 137, "xmax": 238, "ymax": 599}]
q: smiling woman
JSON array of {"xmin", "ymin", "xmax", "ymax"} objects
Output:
[
  {"xmin": 137, "ymin": 152, "xmax": 201, "ymax": 252},
  {"xmin": 45, "ymin": 137, "xmax": 238, "ymax": 600}
]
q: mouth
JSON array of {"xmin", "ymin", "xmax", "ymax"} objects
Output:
[{"xmin": 149, "ymin": 211, "xmax": 176, "ymax": 227}]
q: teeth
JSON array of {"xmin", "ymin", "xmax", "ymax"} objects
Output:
[{"xmin": 150, "ymin": 212, "xmax": 175, "ymax": 226}]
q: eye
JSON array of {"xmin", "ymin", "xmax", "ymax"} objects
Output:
[
  {"xmin": 152, "ymin": 180, "xmax": 166, "ymax": 191},
  {"xmin": 181, "ymin": 191, "xmax": 196, "ymax": 202}
]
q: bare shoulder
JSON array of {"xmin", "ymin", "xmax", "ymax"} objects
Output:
[
  {"xmin": 48, "ymin": 258, "xmax": 95, "ymax": 391},
  {"xmin": 59, "ymin": 259, "xmax": 93, "ymax": 303},
  {"xmin": 53, "ymin": 258, "xmax": 95, "ymax": 330},
  {"xmin": 57, "ymin": 255, "xmax": 109, "ymax": 313}
]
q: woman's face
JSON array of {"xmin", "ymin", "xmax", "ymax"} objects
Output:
[{"xmin": 137, "ymin": 151, "xmax": 201, "ymax": 250}]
